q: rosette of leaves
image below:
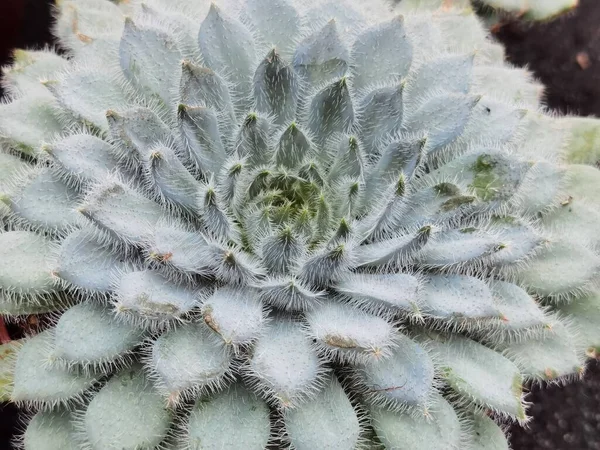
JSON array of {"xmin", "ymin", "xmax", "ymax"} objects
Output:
[{"xmin": 0, "ymin": 0, "xmax": 599, "ymax": 449}]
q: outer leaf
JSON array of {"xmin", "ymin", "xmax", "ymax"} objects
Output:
[
  {"xmin": 79, "ymin": 366, "xmax": 172, "ymax": 450},
  {"xmin": 148, "ymin": 322, "xmax": 232, "ymax": 402},
  {"xmin": 23, "ymin": 408, "xmax": 79, "ymax": 450},
  {"xmin": 351, "ymin": 16, "xmax": 413, "ymax": 91},
  {"xmin": 12, "ymin": 331, "xmax": 97, "ymax": 407},
  {"xmin": 246, "ymin": 320, "xmax": 324, "ymax": 407},
  {"xmin": 52, "ymin": 302, "xmax": 144, "ymax": 367},
  {"xmin": 185, "ymin": 384, "xmax": 271, "ymax": 450},
  {"xmin": 55, "ymin": 227, "xmax": 129, "ymax": 293},
  {"xmin": 119, "ymin": 18, "xmax": 182, "ymax": 105},
  {"xmin": 370, "ymin": 393, "xmax": 462, "ymax": 450},
  {"xmin": 0, "ymin": 231, "xmax": 57, "ymax": 297},
  {"xmin": 198, "ymin": 4, "xmax": 256, "ymax": 102},
  {"xmin": 429, "ymin": 336, "xmax": 525, "ymax": 421},
  {"xmin": 285, "ymin": 376, "xmax": 360, "ymax": 450},
  {"xmin": 113, "ymin": 270, "xmax": 199, "ymax": 329},
  {"xmin": 352, "ymin": 333, "xmax": 435, "ymax": 413}
]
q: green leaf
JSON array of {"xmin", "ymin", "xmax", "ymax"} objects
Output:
[
  {"xmin": 515, "ymin": 240, "xmax": 600, "ymax": 300},
  {"xmin": 12, "ymin": 331, "xmax": 97, "ymax": 407},
  {"xmin": 23, "ymin": 408, "xmax": 79, "ymax": 450},
  {"xmin": 79, "ymin": 366, "xmax": 172, "ymax": 450},
  {"xmin": 0, "ymin": 340, "xmax": 20, "ymax": 402},
  {"xmin": 0, "ymin": 95, "xmax": 64, "ymax": 155},
  {"xmin": 119, "ymin": 18, "xmax": 182, "ymax": 106},
  {"xmin": 354, "ymin": 332, "xmax": 435, "ymax": 414},
  {"xmin": 371, "ymin": 393, "xmax": 463, "ymax": 450},
  {"xmin": 0, "ymin": 231, "xmax": 58, "ymax": 298},
  {"xmin": 558, "ymin": 291, "xmax": 600, "ymax": 357},
  {"xmin": 499, "ymin": 323, "xmax": 585, "ymax": 382},
  {"xmin": 470, "ymin": 411, "xmax": 510, "ymax": 450},
  {"xmin": 351, "ymin": 16, "xmax": 412, "ymax": 91},
  {"xmin": 185, "ymin": 384, "xmax": 271, "ymax": 450},
  {"xmin": 428, "ymin": 336, "xmax": 525, "ymax": 421},
  {"xmin": 52, "ymin": 302, "xmax": 144, "ymax": 368},
  {"xmin": 285, "ymin": 376, "xmax": 360, "ymax": 450},
  {"xmin": 148, "ymin": 322, "xmax": 232, "ymax": 403}
]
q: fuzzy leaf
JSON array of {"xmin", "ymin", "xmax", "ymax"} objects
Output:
[
  {"xmin": 293, "ymin": 20, "xmax": 348, "ymax": 85},
  {"xmin": 351, "ymin": 16, "xmax": 412, "ymax": 91},
  {"xmin": 430, "ymin": 336, "xmax": 525, "ymax": 420},
  {"xmin": 143, "ymin": 142, "xmax": 201, "ymax": 211},
  {"xmin": 80, "ymin": 181, "xmax": 164, "ymax": 245},
  {"xmin": 255, "ymin": 276, "xmax": 324, "ymax": 311},
  {"xmin": 471, "ymin": 412, "xmax": 510, "ymax": 450},
  {"xmin": 357, "ymin": 84, "xmax": 404, "ymax": 157},
  {"xmin": 418, "ymin": 229, "xmax": 500, "ymax": 267},
  {"xmin": 405, "ymin": 54, "xmax": 474, "ymax": 106},
  {"xmin": 335, "ymin": 273, "xmax": 420, "ymax": 314},
  {"xmin": 306, "ymin": 302, "xmax": 397, "ymax": 363},
  {"xmin": 178, "ymin": 104, "xmax": 227, "ymax": 175},
  {"xmin": 500, "ymin": 324, "xmax": 585, "ymax": 381},
  {"xmin": 354, "ymin": 333, "xmax": 435, "ymax": 413},
  {"xmin": 246, "ymin": 320, "xmax": 323, "ymax": 407},
  {"xmin": 275, "ymin": 123, "xmax": 311, "ymax": 169},
  {"xmin": 43, "ymin": 134, "xmax": 121, "ymax": 186},
  {"xmin": 55, "ymin": 227, "xmax": 128, "ymax": 293},
  {"xmin": 119, "ymin": 18, "xmax": 182, "ymax": 105},
  {"xmin": 308, "ymin": 77, "xmax": 354, "ymax": 144},
  {"xmin": 185, "ymin": 384, "xmax": 271, "ymax": 450},
  {"xmin": 23, "ymin": 409, "xmax": 78, "ymax": 450},
  {"xmin": 179, "ymin": 61, "xmax": 236, "ymax": 130},
  {"xmin": 107, "ymin": 107, "xmax": 171, "ymax": 163},
  {"xmin": 6, "ymin": 168, "xmax": 81, "ymax": 233},
  {"xmin": 420, "ymin": 275, "xmax": 500, "ymax": 323},
  {"xmin": 244, "ymin": 0, "xmax": 301, "ymax": 53},
  {"xmin": 149, "ymin": 323, "xmax": 232, "ymax": 400},
  {"xmin": 253, "ymin": 49, "xmax": 299, "ymax": 126},
  {"xmin": 558, "ymin": 292, "xmax": 600, "ymax": 356},
  {"xmin": 370, "ymin": 394, "xmax": 462, "ymax": 450},
  {"xmin": 406, "ymin": 93, "xmax": 480, "ymax": 152},
  {"xmin": 144, "ymin": 223, "xmax": 211, "ymax": 274},
  {"xmin": 516, "ymin": 241, "xmax": 600, "ymax": 300},
  {"xmin": 45, "ymin": 67, "xmax": 129, "ymax": 129},
  {"xmin": 2, "ymin": 49, "xmax": 68, "ymax": 96},
  {"xmin": 52, "ymin": 302, "xmax": 144, "ymax": 367},
  {"xmin": 198, "ymin": 4, "xmax": 256, "ymax": 101},
  {"xmin": 0, "ymin": 231, "xmax": 57, "ymax": 296},
  {"xmin": 353, "ymin": 228, "xmax": 431, "ymax": 268},
  {"xmin": 0, "ymin": 95, "xmax": 63, "ymax": 154},
  {"xmin": 201, "ymin": 287, "xmax": 267, "ymax": 346},
  {"xmin": 285, "ymin": 376, "xmax": 360, "ymax": 450},
  {"xmin": 234, "ymin": 113, "xmax": 271, "ymax": 168},
  {"xmin": 114, "ymin": 270, "xmax": 199, "ymax": 328},
  {"xmin": 489, "ymin": 280, "xmax": 550, "ymax": 336},
  {"xmin": 81, "ymin": 366, "xmax": 171, "ymax": 450},
  {"xmin": 12, "ymin": 331, "xmax": 96, "ymax": 406}
]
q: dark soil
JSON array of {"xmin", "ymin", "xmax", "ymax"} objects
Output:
[
  {"xmin": 1, "ymin": 1, "xmax": 600, "ymax": 449},
  {"xmin": 493, "ymin": 0, "xmax": 600, "ymax": 117}
]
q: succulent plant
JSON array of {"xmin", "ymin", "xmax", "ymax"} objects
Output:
[{"xmin": 1, "ymin": 0, "xmax": 599, "ymax": 449}]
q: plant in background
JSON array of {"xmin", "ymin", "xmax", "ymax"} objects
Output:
[
  {"xmin": 0, "ymin": 0, "xmax": 599, "ymax": 449},
  {"xmin": 476, "ymin": 0, "xmax": 579, "ymax": 21}
]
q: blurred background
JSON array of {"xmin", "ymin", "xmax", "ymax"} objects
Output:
[{"xmin": 0, "ymin": 0, "xmax": 599, "ymax": 448}]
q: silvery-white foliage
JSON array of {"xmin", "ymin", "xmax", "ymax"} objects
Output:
[{"xmin": 0, "ymin": 0, "xmax": 599, "ymax": 449}]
